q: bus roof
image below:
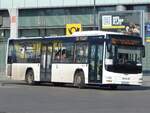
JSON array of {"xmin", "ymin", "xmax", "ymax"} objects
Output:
[
  {"xmin": 8, "ymin": 35, "xmax": 73, "ymax": 41},
  {"xmin": 72, "ymin": 30, "xmax": 123, "ymax": 36},
  {"xmin": 8, "ymin": 37, "xmax": 43, "ymax": 41},
  {"xmin": 9, "ymin": 31, "xmax": 123, "ymax": 41},
  {"xmin": 9, "ymin": 31, "xmax": 140, "ymax": 42}
]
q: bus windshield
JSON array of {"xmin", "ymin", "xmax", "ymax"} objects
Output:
[
  {"xmin": 105, "ymin": 34, "xmax": 144, "ymax": 74},
  {"xmin": 113, "ymin": 45, "xmax": 142, "ymax": 65},
  {"xmin": 106, "ymin": 45, "xmax": 143, "ymax": 74}
]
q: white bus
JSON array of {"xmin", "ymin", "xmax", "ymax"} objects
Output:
[{"xmin": 6, "ymin": 31, "xmax": 145, "ymax": 89}]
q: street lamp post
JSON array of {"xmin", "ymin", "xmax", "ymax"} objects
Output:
[
  {"xmin": 93, "ymin": 0, "xmax": 97, "ymax": 30},
  {"xmin": 93, "ymin": 0, "xmax": 96, "ymax": 30}
]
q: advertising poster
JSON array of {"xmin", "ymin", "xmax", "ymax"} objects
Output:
[{"xmin": 99, "ymin": 10, "xmax": 144, "ymax": 40}]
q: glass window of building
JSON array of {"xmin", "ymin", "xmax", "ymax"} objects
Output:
[
  {"xmin": 20, "ymin": 29, "xmax": 39, "ymax": 37},
  {"xmin": 97, "ymin": 6, "xmax": 116, "ymax": 12},
  {"xmin": 66, "ymin": 7, "xmax": 93, "ymax": 26},
  {"xmin": 133, "ymin": 5, "xmax": 148, "ymax": 11},
  {"xmin": 46, "ymin": 28, "xmax": 65, "ymax": 36},
  {"xmin": 133, "ymin": 5, "xmax": 149, "ymax": 23},
  {"xmin": 4, "ymin": 30, "xmax": 10, "ymax": 38},
  {"xmin": 0, "ymin": 30, "xmax": 4, "ymax": 38}
]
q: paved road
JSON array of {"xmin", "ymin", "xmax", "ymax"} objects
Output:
[{"xmin": 0, "ymin": 82, "xmax": 150, "ymax": 113}]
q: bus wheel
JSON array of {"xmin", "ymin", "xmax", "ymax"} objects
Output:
[
  {"xmin": 74, "ymin": 71, "xmax": 85, "ymax": 88},
  {"xmin": 25, "ymin": 70, "xmax": 34, "ymax": 85}
]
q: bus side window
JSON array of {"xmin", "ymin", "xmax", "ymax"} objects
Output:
[
  {"xmin": 54, "ymin": 49, "xmax": 67, "ymax": 62},
  {"xmin": 61, "ymin": 43, "xmax": 74, "ymax": 63},
  {"xmin": 52, "ymin": 42, "xmax": 74, "ymax": 63},
  {"xmin": 75, "ymin": 43, "xmax": 88, "ymax": 63},
  {"xmin": 54, "ymin": 49, "xmax": 61, "ymax": 61},
  {"xmin": 52, "ymin": 42, "xmax": 61, "ymax": 62},
  {"xmin": 61, "ymin": 49, "xmax": 66, "ymax": 61},
  {"xmin": 7, "ymin": 42, "xmax": 16, "ymax": 63}
]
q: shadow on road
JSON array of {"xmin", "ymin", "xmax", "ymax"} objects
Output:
[{"xmin": 1, "ymin": 80, "xmax": 150, "ymax": 91}]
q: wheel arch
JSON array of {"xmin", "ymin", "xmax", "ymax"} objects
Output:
[
  {"xmin": 74, "ymin": 68, "xmax": 85, "ymax": 82},
  {"xmin": 25, "ymin": 67, "xmax": 34, "ymax": 80}
]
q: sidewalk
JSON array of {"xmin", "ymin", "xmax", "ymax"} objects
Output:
[
  {"xmin": 0, "ymin": 75, "xmax": 9, "ymax": 80},
  {"xmin": 0, "ymin": 75, "xmax": 10, "ymax": 86},
  {"xmin": 143, "ymin": 76, "xmax": 150, "ymax": 86}
]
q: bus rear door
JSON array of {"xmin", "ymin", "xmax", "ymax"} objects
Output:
[
  {"xmin": 40, "ymin": 44, "xmax": 52, "ymax": 82},
  {"xmin": 89, "ymin": 44, "xmax": 103, "ymax": 83}
]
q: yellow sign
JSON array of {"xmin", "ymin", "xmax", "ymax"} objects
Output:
[
  {"xmin": 102, "ymin": 25, "xmax": 125, "ymax": 29},
  {"xmin": 66, "ymin": 24, "xmax": 82, "ymax": 36}
]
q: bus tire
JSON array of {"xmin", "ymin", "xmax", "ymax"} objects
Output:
[
  {"xmin": 25, "ymin": 70, "xmax": 34, "ymax": 85},
  {"xmin": 74, "ymin": 71, "xmax": 85, "ymax": 89}
]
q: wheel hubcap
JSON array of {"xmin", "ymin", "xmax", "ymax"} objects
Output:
[{"xmin": 76, "ymin": 76, "xmax": 81, "ymax": 84}]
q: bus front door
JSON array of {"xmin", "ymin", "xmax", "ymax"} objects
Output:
[
  {"xmin": 89, "ymin": 45, "xmax": 103, "ymax": 83},
  {"xmin": 40, "ymin": 44, "xmax": 52, "ymax": 82}
]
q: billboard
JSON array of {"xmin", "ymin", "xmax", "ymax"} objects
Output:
[{"xmin": 99, "ymin": 10, "xmax": 144, "ymax": 39}]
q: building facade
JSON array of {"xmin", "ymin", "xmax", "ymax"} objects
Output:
[{"xmin": 0, "ymin": 0, "xmax": 150, "ymax": 76}]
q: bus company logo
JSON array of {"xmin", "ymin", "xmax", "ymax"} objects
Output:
[{"xmin": 66, "ymin": 23, "xmax": 82, "ymax": 36}]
